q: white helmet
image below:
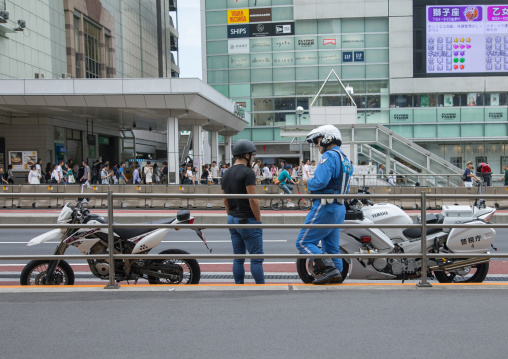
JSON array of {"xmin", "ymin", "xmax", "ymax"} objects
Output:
[{"xmin": 306, "ymin": 125, "xmax": 342, "ymax": 147}]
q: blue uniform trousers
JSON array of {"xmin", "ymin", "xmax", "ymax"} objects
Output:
[{"xmin": 296, "ymin": 200, "xmax": 345, "ymax": 272}]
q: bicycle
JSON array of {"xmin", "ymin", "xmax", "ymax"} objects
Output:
[{"xmin": 270, "ymin": 182, "xmax": 312, "ymax": 210}]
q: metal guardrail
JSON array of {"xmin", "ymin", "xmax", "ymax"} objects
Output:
[{"xmin": 0, "ymin": 191, "xmax": 507, "ymax": 289}]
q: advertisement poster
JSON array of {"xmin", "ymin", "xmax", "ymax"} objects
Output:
[
  {"xmin": 9, "ymin": 151, "xmax": 37, "ymax": 171},
  {"xmin": 427, "ymin": 4, "xmax": 508, "ymax": 73},
  {"xmin": 228, "ymin": 9, "xmax": 249, "ymax": 24}
]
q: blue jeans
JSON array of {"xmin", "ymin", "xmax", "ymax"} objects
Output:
[
  {"xmin": 279, "ymin": 183, "xmax": 293, "ymax": 194},
  {"xmin": 296, "ymin": 200, "xmax": 345, "ymax": 272},
  {"xmin": 227, "ymin": 215, "xmax": 265, "ymax": 284}
]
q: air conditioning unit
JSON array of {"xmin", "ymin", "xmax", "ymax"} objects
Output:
[
  {"xmin": 34, "ymin": 73, "xmax": 45, "ymax": 79},
  {"xmin": 61, "ymin": 73, "xmax": 71, "ymax": 79}
]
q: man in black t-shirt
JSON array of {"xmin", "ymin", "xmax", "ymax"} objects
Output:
[{"xmin": 222, "ymin": 139, "xmax": 264, "ymax": 284}]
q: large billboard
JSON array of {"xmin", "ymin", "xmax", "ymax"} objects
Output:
[{"xmin": 414, "ymin": 1, "xmax": 508, "ymax": 77}]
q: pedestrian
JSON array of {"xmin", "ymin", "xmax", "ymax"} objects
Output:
[
  {"xmin": 477, "ymin": 162, "xmax": 492, "ymax": 186},
  {"xmin": 36, "ymin": 158, "xmax": 44, "ymax": 183},
  {"xmin": 220, "ymin": 163, "xmax": 228, "ymax": 178},
  {"xmin": 210, "ymin": 161, "xmax": 219, "ymax": 184},
  {"xmin": 296, "ymin": 125, "xmax": 353, "ymax": 285},
  {"xmin": 262, "ymin": 163, "xmax": 272, "ymax": 184},
  {"xmin": 221, "ymin": 139, "xmax": 264, "ymax": 284},
  {"xmin": 45, "ymin": 166, "xmax": 52, "ymax": 183},
  {"xmin": 110, "ymin": 168, "xmax": 118, "ymax": 184},
  {"xmin": 80, "ymin": 161, "xmax": 90, "ymax": 185},
  {"xmin": 201, "ymin": 164, "xmax": 210, "ymax": 184},
  {"xmin": 378, "ymin": 164, "xmax": 385, "ymax": 179},
  {"xmin": 291, "ymin": 164, "xmax": 298, "ymax": 181},
  {"xmin": 270, "ymin": 164, "xmax": 277, "ymax": 178},
  {"xmin": 101, "ymin": 163, "xmax": 112, "ymax": 184},
  {"xmin": 253, "ymin": 159, "xmax": 261, "ymax": 184},
  {"xmin": 28, "ymin": 165, "xmax": 41, "ymax": 184},
  {"xmin": 118, "ymin": 161, "xmax": 127, "ymax": 184},
  {"xmin": 302, "ymin": 159, "xmax": 311, "ymax": 181},
  {"xmin": 144, "ymin": 161, "xmax": 153, "ymax": 184},
  {"xmin": 278, "ymin": 164, "xmax": 298, "ymax": 207},
  {"xmin": 192, "ymin": 166, "xmax": 199, "ymax": 185},
  {"xmin": 279, "ymin": 160, "xmax": 285, "ymax": 175},
  {"xmin": 50, "ymin": 164, "xmax": 60, "ymax": 184},
  {"xmin": 310, "ymin": 160, "xmax": 317, "ymax": 177},
  {"xmin": 498, "ymin": 164, "xmax": 508, "ymax": 186},
  {"xmin": 132, "ymin": 164, "xmax": 141, "ymax": 184},
  {"xmin": 153, "ymin": 164, "xmax": 160, "ymax": 184},
  {"xmin": 0, "ymin": 167, "xmax": 8, "ymax": 184},
  {"xmin": 463, "ymin": 161, "xmax": 478, "ymax": 188},
  {"xmin": 6, "ymin": 165, "xmax": 14, "ymax": 184},
  {"xmin": 65, "ymin": 162, "xmax": 76, "ymax": 184},
  {"xmin": 387, "ymin": 171, "xmax": 396, "ymax": 186}
]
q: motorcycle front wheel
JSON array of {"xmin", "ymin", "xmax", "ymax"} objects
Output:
[
  {"xmin": 434, "ymin": 262, "xmax": 489, "ymax": 283},
  {"xmin": 20, "ymin": 260, "xmax": 75, "ymax": 285},
  {"xmin": 146, "ymin": 249, "xmax": 200, "ymax": 285},
  {"xmin": 296, "ymin": 257, "xmax": 349, "ymax": 284}
]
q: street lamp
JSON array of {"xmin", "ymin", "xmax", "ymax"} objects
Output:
[{"xmin": 296, "ymin": 106, "xmax": 304, "ymax": 163}]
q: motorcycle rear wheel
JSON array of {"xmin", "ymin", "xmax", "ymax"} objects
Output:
[
  {"xmin": 146, "ymin": 249, "xmax": 200, "ymax": 285},
  {"xmin": 434, "ymin": 262, "xmax": 489, "ymax": 283},
  {"xmin": 20, "ymin": 260, "xmax": 75, "ymax": 285},
  {"xmin": 296, "ymin": 257, "xmax": 349, "ymax": 284}
]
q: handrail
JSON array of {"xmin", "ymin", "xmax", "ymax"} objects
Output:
[{"xmin": 1, "ymin": 190, "xmax": 508, "ymax": 289}]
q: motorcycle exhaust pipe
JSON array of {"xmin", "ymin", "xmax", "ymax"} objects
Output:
[{"xmin": 428, "ymin": 257, "xmax": 490, "ymax": 272}]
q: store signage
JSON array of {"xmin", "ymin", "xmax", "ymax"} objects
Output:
[
  {"xmin": 273, "ymin": 22, "xmax": 294, "ymax": 36},
  {"xmin": 319, "ymin": 52, "xmax": 340, "ymax": 63},
  {"xmin": 441, "ymin": 113, "xmax": 457, "ymax": 120},
  {"xmin": 229, "ymin": 54, "xmax": 250, "ymax": 67},
  {"xmin": 8, "ymin": 151, "xmax": 37, "ymax": 171},
  {"xmin": 228, "ymin": 24, "xmax": 249, "ymax": 38},
  {"xmin": 250, "ymin": 38, "xmax": 271, "ymax": 51},
  {"xmin": 228, "ymin": 9, "xmax": 249, "ymax": 24},
  {"xmin": 354, "ymin": 51, "xmax": 365, "ymax": 61},
  {"xmin": 250, "ymin": 23, "xmax": 273, "ymax": 37},
  {"xmin": 251, "ymin": 54, "xmax": 272, "ymax": 66},
  {"xmin": 323, "ymin": 39, "xmax": 337, "ymax": 46},
  {"xmin": 249, "ymin": 8, "xmax": 271, "ymax": 23},
  {"xmin": 343, "ymin": 51, "xmax": 353, "ymax": 62},
  {"xmin": 297, "ymin": 38, "xmax": 315, "ymax": 48},
  {"xmin": 228, "ymin": 38, "xmax": 250, "ymax": 54}
]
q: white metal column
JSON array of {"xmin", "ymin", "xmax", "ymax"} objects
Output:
[
  {"xmin": 192, "ymin": 125, "xmax": 203, "ymax": 177},
  {"xmin": 211, "ymin": 131, "xmax": 219, "ymax": 164},
  {"xmin": 166, "ymin": 117, "xmax": 179, "ymax": 184},
  {"xmin": 224, "ymin": 135, "xmax": 232, "ymax": 165}
]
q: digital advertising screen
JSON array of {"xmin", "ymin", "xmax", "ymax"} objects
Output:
[{"xmin": 414, "ymin": 1, "xmax": 508, "ymax": 77}]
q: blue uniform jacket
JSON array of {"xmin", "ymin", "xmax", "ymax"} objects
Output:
[{"xmin": 307, "ymin": 146, "xmax": 353, "ymax": 195}]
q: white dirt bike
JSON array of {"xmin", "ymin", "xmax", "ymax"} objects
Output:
[
  {"xmin": 20, "ymin": 198, "xmax": 210, "ymax": 286},
  {"xmin": 297, "ymin": 188, "xmax": 496, "ymax": 284}
]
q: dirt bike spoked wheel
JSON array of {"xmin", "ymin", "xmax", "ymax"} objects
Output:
[
  {"xmin": 20, "ymin": 260, "xmax": 75, "ymax": 285},
  {"xmin": 298, "ymin": 198, "xmax": 311, "ymax": 211},
  {"xmin": 270, "ymin": 198, "xmax": 284, "ymax": 210},
  {"xmin": 146, "ymin": 249, "xmax": 201, "ymax": 285},
  {"xmin": 433, "ymin": 261, "xmax": 489, "ymax": 283},
  {"xmin": 296, "ymin": 257, "xmax": 349, "ymax": 284}
]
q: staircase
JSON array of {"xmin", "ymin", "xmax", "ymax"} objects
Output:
[{"xmin": 179, "ymin": 131, "xmax": 192, "ymax": 164}]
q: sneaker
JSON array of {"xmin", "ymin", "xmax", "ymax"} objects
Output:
[{"xmin": 287, "ymin": 202, "xmax": 295, "ymax": 208}]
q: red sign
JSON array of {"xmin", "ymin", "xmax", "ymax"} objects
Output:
[{"xmin": 323, "ymin": 39, "xmax": 337, "ymax": 46}]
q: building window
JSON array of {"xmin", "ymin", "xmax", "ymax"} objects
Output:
[
  {"xmin": 74, "ymin": 16, "xmax": 81, "ymax": 78},
  {"xmin": 450, "ymin": 157, "xmax": 462, "ymax": 168},
  {"xmin": 105, "ymin": 35, "xmax": 111, "ymax": 77},
  {"xmin": 84, "ymin": 19, "xmax": 102, "ymax": 78}
]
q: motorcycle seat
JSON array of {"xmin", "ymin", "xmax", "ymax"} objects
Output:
[
  {"xmin": 114, "ymin": 218, "xmax": 176, "ymax": 239},
  {"xmin": 402, "ymin": 227, "xmax": 443, "ymax": 240}
]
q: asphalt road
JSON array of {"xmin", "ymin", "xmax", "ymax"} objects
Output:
[{"xmin": 1, "ymin": 289, "xmax": 507, "ymax": 359}]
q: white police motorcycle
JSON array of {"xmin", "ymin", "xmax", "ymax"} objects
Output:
[
  {"xmin": 297, "ymin": 188, "xmax": 496, "ymax": 284},
  {"xmin": 20, "ymin": 198, "xmax": 210, "ymax": 285}
]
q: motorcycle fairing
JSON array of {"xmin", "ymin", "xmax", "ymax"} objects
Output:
[
  {"xmin": 131, "ymin": 229, "xmax": 170, "ymax": 254},
  {"xmin": 446, "ymin": 223, "xmax": 496, "ymax": 253},
  {"xmin": 27, "ymin": 229, "xmax": 62, "ymax": 247}
]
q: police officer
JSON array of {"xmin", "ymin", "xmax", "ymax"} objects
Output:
[
  {"xmin": 222, "ymin": 139, "xmax": 264, "ymax": 284},
  {"xmin": 296, "ymin": 125, "xmax": 353, "ymax": 284}
]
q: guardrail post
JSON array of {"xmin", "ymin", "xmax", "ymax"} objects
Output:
[
  {"xmin": 105, "ymin": 190, "xmax": 120, "ymax": 289},
  {"xmin": 417, "ymin": 191, "xmax": 432, "ymax": 287}
]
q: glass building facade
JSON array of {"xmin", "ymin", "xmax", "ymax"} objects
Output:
[{"xmin": 203, "ymin": 0, "xmax": 508, "ymax": 172}]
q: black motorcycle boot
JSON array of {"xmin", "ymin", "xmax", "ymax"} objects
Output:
[{"xmin": 313, "ymin": 258, "xmax": 342, "ymax": 285}]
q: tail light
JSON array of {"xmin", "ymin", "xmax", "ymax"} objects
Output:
[
  {"xmin": 360, "ymin": 236, "xmax": 371, "ymax": 243},
  {"xmin": 188, "ymin": 218, "xmax": 195, "ymax": 224}
]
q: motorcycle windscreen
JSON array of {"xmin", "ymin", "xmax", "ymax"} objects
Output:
[
  {"xmin": 27, "ymin": 229, "xmax": 62, "ymax": 246},
  {"xmin": 447, "ymin": 224, "xmax": 496, "ymax": 253}
]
